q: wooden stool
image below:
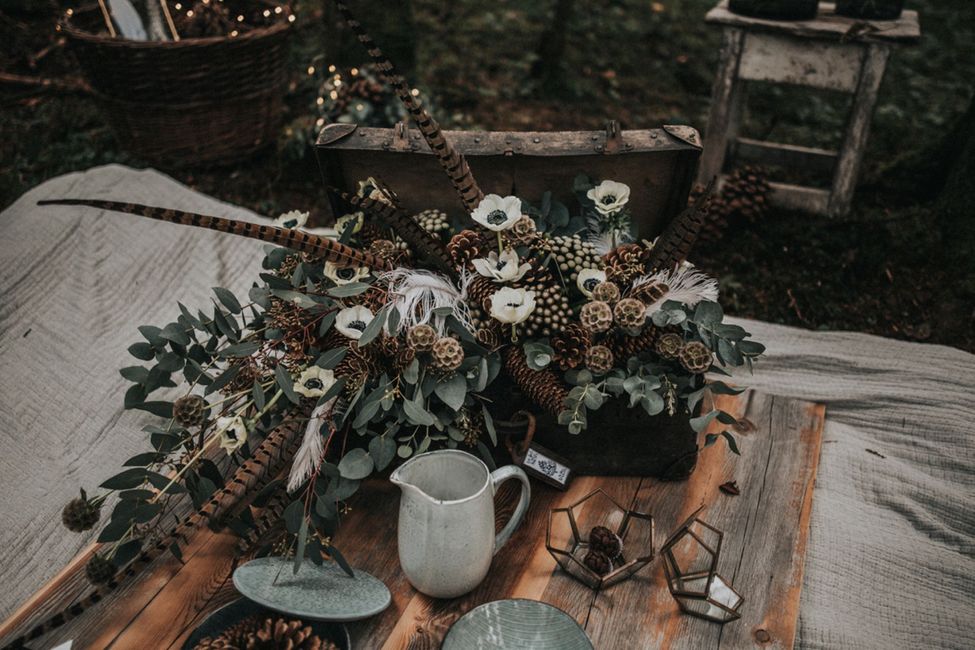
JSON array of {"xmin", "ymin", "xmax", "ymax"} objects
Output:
[{"xmin": 698, "ymin": 1, "xmax": 920, "ymax": 216}]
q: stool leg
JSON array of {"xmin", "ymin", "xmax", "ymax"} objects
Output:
[
  {"xmin": 829, "ymin": 43, "xmax": 890, "ymax": 217},
  {"xmin": 699, "ymin": 28, "xmax": 746, "ymax": 185}
]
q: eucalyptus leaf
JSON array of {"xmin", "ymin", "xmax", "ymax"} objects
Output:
[
  {"xmin": 337, "ymin": 448, "xmax": 374, "ymax": 480},
  {"xmin": 212, "ymin": 287, "xmax": 242, "ymax": 314},
  {"xmin": 275, "ymin": 364, "xmax": 300, "ymax": 405},
  {"xmin": 369, "ymin": 436, "xmax": 397, "ymax": 471},
  {"xmin": 433, "ymin": 373, "xmax": 467, "ymax": 411},
  {"xmin": 327, "ymin": 282, "xmax": 371, "ymax": 298}
]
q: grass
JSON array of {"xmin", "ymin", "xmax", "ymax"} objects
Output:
[{"xmin": 1, "ymin": 0, "xmax": 974, "ymax": 350}]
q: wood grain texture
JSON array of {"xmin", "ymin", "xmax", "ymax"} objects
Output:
[
  {"xmin": 705, "ymin": 2, "xmax": 920, "ymax": 43},
  {"xmin": 3, "ymin": 391, "xmax": 825, "ymax": 650}
]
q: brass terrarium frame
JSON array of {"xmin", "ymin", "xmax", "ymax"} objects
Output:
[
  {"xmin": 546, "ymin": 488, "xmax": 654, "ymax": 590},
  {"xmin": 660, "ymin": 506, "xmax": 744, "ymax": 623}
]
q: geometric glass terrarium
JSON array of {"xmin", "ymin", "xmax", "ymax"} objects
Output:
[
  {"xmin": 660, "ymin": 506, "xmax": 744, "ymax": 623},
  {"xmin": 546, "ymin": 488, "xmax": 654, "ymax": 590}
]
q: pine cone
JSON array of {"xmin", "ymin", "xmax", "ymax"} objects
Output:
[
  {"xmin": 585, "ymin": 345, "xmax": 614, "ymax": 375},
  {"xmin": 603, "ymin": 243, "xmax": 650, "ymax": 284},
  {"xmin": 247, "ymin": 617, "xmax": 331, "ymax": 649},
  {"xmin": 613, "ymin": 298, "xmax": 646, "ymax": 330},
  {"xmin": 609, "ymin": 325, "xmax": 661, "ymax": 360},
  {"xmin": 395, "ymin": 344, "xmax": 416, "ymax": 369},
  {"xmin": 579, "ymin": 301, "xmax": 613, "ymax": 333},
  {"xmin": 467, "ymin": 276, "xmax": 497, "ymax": 312},
  {"xmin": 655, "ymin": 332, "xmax": 684, "ymax": 359},
  {"xmin": 679, "ymin": 341, "xmax": 713, "ymax": 374},
  {"xmin": 693, "ymin": 165, "xmax": 771, "ymax": 242},
  {"xmin": 334, "ymin": 346, "xmax": 378, "ymax": 396},
  {"xmin": 173, "ymin": 394, "xmax": 208, "ymax": 428},
  {"xmin": 447, "ymin": 230, "xmax": 488, "ymax": 268},
  {"xmin": 406, "ymin": 324, "xmax": 437, "ymax": 352},
  {"xmin": 62, "ymin": 494, "xmax": 100, "ymax": 532},
  {"xmin": 589, "ymin": 525, "xmax": 623, "ymax": 557},
  {"xmin": 503, "ymin": 347, "xmax": 569, "ymax": 416},
  {"xmin": 430, "ymin": 337, "xmax": 464, "ymax": 372},
  {"xmin": 475, "ymin": 323, "xmax": 502, "ymax": 350},
  {"xmin": 591, "ymin": 281, "xmax": 621, "ymax": 304},
  {"xmin": 583, "ymin": 549, "xmax": 613, "ymax": 576},
  {"xmin": 551, "ymin": 324, "xmax": 591, "ymax": 370},
  {"xmin": 85, "ymin": 554, "xmax": 116, "ymax": 585},
  {"xmin": 630, "ymin": 280, "xmax": 668, "ymax": 305}
]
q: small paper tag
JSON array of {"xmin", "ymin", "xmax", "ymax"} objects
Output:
[{"xmin": 518, "ymin": 443, "xmax": 574, "ymax": 490}]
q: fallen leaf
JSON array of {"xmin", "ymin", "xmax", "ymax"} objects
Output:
[{"xmin": 719, "ymin": 481, "xmax": 740, "ymax": 496}]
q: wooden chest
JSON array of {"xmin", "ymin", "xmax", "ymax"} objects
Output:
[{"xmin": 315, "ymin": 121, "xmax": 702, "ymax": 478}]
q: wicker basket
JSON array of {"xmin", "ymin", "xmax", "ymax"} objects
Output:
[{"xmin": 61, "ymin": 5, "xmax": 293, "ymax": 167}]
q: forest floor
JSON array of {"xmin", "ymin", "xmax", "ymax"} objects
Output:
[{"xmin": 2, "ymin": 0, "xmax": 974, "ymax": 351}]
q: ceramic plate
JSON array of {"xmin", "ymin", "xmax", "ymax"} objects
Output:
[
  {"xmin": 442, "ymin": 599, "xmax": 594, "ymax": 650},
  {"xmin": 232, "ymin": 557, "xmax": 391, "ymax": 622},
  {"xmin": 182, "ymin": 598, "xmax": 350, "ymax": 649}
]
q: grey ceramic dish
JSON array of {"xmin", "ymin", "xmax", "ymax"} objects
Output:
[
  {"xmin": 442, "ymin": 599, "xmax": 594, "ymax": 650},
  {"xmin": 232, "ymin": 557, "xmax": 391, "ymax": 623}
]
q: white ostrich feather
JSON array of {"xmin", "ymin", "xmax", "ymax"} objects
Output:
[
  {"xmin": 379, "ymin": 268, "xmax": 474, "ymax": 336},
  {"xmin": 633, "ymin": 265, "xmax": 719, "ymax": 315},
  {"xmin": 287, "ymin": 398, "xmax": 337, "ymax": 493},
  {"xmin": 585, "ymin": 214, "xmax": 634, "ymax": 255}
]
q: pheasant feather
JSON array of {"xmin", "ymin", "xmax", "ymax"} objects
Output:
[
  {"xmin": 332, "ymin": 0, "xmax": 484, "ymax": 213},
  {"xmin": 9, "ymin": 418, "xmax": 304, "ymax": 647},
  {"xmin": 633, "ymin": 265, "xmax": 719, "ymax": 315},
  {"xmin": 337, "ymin": 190, "xmax": 456, "ymax": 276},
  {"xmin": 646, "ymin": 178, "xmax": 716, "ymax": 272},
  {"xmin": 37, "ymin": 199, "xmax": 386, "ymax": 270}
]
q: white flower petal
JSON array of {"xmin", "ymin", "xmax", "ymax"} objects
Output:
[
  {"xmin": 274, "ymin": 210, "xmax": 309, "ymax": 229},
  {"xmin": 216, "ymin": 416, "xmax": 248, "ymax": 454},
  {"xmin": 324, "ymin": 261, "xmax": 370, "ymax": 286},
  {"xmin": 336, "ymin": 305, "xmax": 374, "ymax": 339},
  {"xmin": 294, "ymin": 366, "xmax": 337, "ymax": 398},
  {"xmin": 577, "ymin": 268, "xmax": 607, "ymax": 297},
  {"xmin": 489, "ymin": 287, "xmax": 537, "ymax": 325}
]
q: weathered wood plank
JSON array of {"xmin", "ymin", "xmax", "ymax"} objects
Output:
[
  {"xmin": 706, "ymin": 2, "xmax": 921, "ymax": 44},
  {"xmin": 733, "ymin": 137, "xmax": 837, "ymax": 175},
  {"xmin": 579, "ymin": 392, "xmax": 824, "ymax": 650},
  {"xmin": 829, "ymin": 43, "xmax": 890, "ymax": 216},
  {"xmin": 767, "ymin": 181, "xmax": 831, "ymax": 215},
  {"xmin": 739, "ymin": 31, "xmax": 864, "ymax": 92},
  {"xmin": 699, "ymin": 28, "xmax": 746, "ymax": 184}
]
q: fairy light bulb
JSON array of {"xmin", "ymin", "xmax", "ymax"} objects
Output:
[
  {"xmin": 174, "ymin": 3, "xmax": 182, "ymax": 10},
  {"xmin": 316, "ymin": 118, "xmax": 325, "ymax": 127},
  {"xmin": 307, "ymin": 66, "xmax": 316, "ymax": 75},
  {"xmin": 288, "ymin": 14, "xmax": 295, "ymax": 22},
  {"xmin": 317, "ymin": 97, "xmax": 325, "ymax": 105},
  {"xmin": 186, "ymin": 9, "xmax": 194, "ymax": 17},
  {"xmin": 410, "ymin": 88, "xmax": 420, "ymax": 97},
  {"xmin": 329, "ymin": 90, "xmax": 338, "ymax": 100},
  {"xmin": 274, "ymin": 6, "xmax": 282, "ymax": 14},
  {"xmin": 350, "ymin": 67, "xmax": 359, "ymax": 76},
  {"xmin": 230, "ymin": 30, "xmax": 238, "ymax": 37},
  {"xmin": 328, "ymin": 65, "xmax": 336, "ymax": 73},
  {"xmin": 237, "ymin": 14, "xmax": 244, "ymax": 22},
  {"xmin": 263, "ymin": 9, "xmax": 271, "ymax": 17}
]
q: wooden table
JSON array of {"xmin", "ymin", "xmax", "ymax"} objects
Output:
[
  {"xmin": 1, "ymin": 391, "xmax": 825, "ymax": 649},
  {"xmin": 699, "ymin": 1, "xmax": 920, "ymax": 216}
]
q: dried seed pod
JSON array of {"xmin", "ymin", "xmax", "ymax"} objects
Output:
[
  {"xmin": 613, "ymin": 298, "xmax": 646, "ymax": 330},
  {"xmin": 61, "ymin": 494, "xmax": 100, "ymax": 532},
  {"xmin": 584, "ymin": 345, "xmax": 615, "ymax": 375},
  {"xmin": 579, "ymin": 301, "xmax": 613, "ymax": 333},
  {"xmin": 406, "ymin": 324, "xmax": 438, "ymax": 352},
  {"xmin": 541, "ymin": 235, "xmax": 602, "ymax": 285},
  {"xmin": 655, "ymin": 332, "xmax": 684, "ymax": 360},
  {"xmin": 591, "ymin": 281, "xmax": 621, "ymax": 304},
  {"xmin": 507, "ymin": 215, "xmax": 539, "ymax": 245},
  {"xmin": 85, "ymin": 554, "xmax": 116, "ymax": 585},
  {"xmin": 679, "ymin": 341, "xmax": 713, "ymax": 374},
  {"xmin": 173, "ymin": 394, "xmax": 208, "ymax": 428},
  {"xmin": 430, "ymin": 337, "xmax": 464, "ymax": 372}
]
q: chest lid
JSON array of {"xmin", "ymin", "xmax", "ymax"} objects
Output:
[{"xmin": 315, "ymin": 121, "xmax": 701, "ymax": 240}]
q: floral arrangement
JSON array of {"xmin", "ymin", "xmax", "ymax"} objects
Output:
[{"xmin": 45, "ymin": 0, "xmax": 763, "ymax": 607}]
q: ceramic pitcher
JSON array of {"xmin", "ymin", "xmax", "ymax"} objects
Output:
[{"xmin": 390, "ymin": 449, "xmax": 531, "ymax": 598}]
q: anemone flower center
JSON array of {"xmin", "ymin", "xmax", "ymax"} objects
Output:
[
  {"xmin": 601, "ymin": 195, "xmax": 617, "ymax": 205},
  {"xmin": 584, "ymin": 278, "xmax": 600, "ymax": 291},
  {"xmin": 304, "ymin": 378, "xmax": 323, "ymax": 390},
  {"xmin": 337, "ymin": 268, "xmax": 355, "ymax": 280},
  {"xmin": 487, "ymin": 210, "xmax": 509, "ymax": 225},
  {"xmin": 349, "ymin": 320, "xmax": 367, "ymax": 331}
]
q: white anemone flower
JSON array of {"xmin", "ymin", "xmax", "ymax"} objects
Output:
[
  {"xmin": 335, "ymin": 305, "xmax": 374, "ymax": 340},
  {"xmin": 471, "ymin": 194, "xmax": 523, "ymax": 232},
  {"xmin": 576, "ymin": 268, "xmax": 607, "ymax": 297},
  {"xmin": 472, "ymin": 249, "xmax": 531, "ymax": 283},
  {"xmin": 324, "ymin": 261, "xmax": 370, "ymax": 286},
  {"xmin": 274, "ymin": 210, "xmax": 309, "ymax": 229},
  {"xmin": 216, "ymin": 416, "xmax": 248, "ymax": 454},
  {"xmin": 489, "ymin": 287, "xmax": 537, "ymax": 326},
  {"xmin": 294, "ymin": 366, "xmax": 336, "ymax": 399},
  {"xmin": 587, "ymin": 180, "xmax": 631, "ymax": 216},
  {"xmin": 335, "ymin": 211, "xmax": 364, "ymax": 235},
  {"xmin": 358, "ymin": 177, "xmax": 393, "ymax": 205}
]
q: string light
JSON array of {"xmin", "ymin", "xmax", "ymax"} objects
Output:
[
  {"xmin": 230, "ymin": 30, "xmax": 238, "ymax": 37},
  {"xmin": 174, "ymin": 2, "xmax": 182, "ymax": 9},
  {"xmin": 350, "ymin": 67, "xmax": 359, "ymax": 76},
  {"xmin": 316, "ymin": 118, "xmax": 325, "ymax": 128},
  {"xmin": 307, "ymin": 66, "xmax": 316, "ymax": 75},
  {"xmin": 288, "ymin": 14, "xmax": 295, "ymax": 22},
  {"xmin": 317, "ymin": 97, "xmax": 325, "ymax": 105},
  {"xmin": 329, "ymin": 90, "xmax": 339, "ymax": 100},
  {"xmin": 65, "ymin": 7, "xmax": 73, "ymax": 15},
  {"xmin": 410, "ymin": 88, "xmax": 420, "ymax": 97},
  {"xmin": 237, "ymin": 14, "xmax": 244, "ymax": 22},
  {"xmin": 263, "ymin": 9, "xmax": 271, "ymax": 17},
  {"xmin": 328, "ymin": 65, "xmax": 336, "ymax": 73},
  {"xmin": 186, "ymin": 9, "xmax": 194, "ymax": 17},
  {"xmin": 274, "ymin": 6, "xmax": 282, "ymax": 14}
]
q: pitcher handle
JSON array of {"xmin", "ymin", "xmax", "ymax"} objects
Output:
[{"xmin": 491, "ymin": 465, "xmax": 531, "ymax": 555}]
